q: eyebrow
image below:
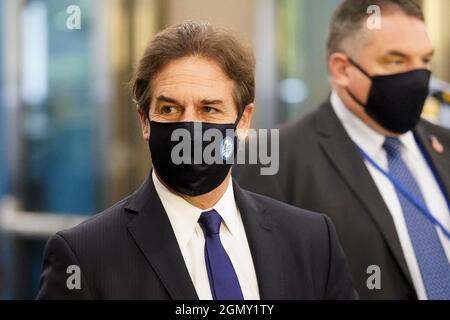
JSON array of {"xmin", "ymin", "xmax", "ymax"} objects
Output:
[
  {"xmin": 156, "ymin": 95, "xmax": 224, "ymax": 107},
  {"xmin": 201, "ymin": 99, "xmax": 224, "ymax": 106},
  {"xmin": 384, "ymin": 49, "xmax": 435, "ymax": 59},
  {"xmin": 156, "ymin": 95, "xmax": 181, "ymax": 106},
  {"xmin": 424, "ymin": 49, "xmax": 435, "ymax": 57}
]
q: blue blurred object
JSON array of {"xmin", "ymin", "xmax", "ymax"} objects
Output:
[
  {"xmin": 1, "ymin": 0, "xmax": 99, "ymax": 299},
  {"xmin": 0, "ymin": 0, "xmax": 10, "ymax": 300},
  {"xmin": 0, "ymin": 1, "xmax": 6, "ymax": 198},
  {"xmin": 20, "ymin": 0, "xmax": 97, "ymax": 214}
]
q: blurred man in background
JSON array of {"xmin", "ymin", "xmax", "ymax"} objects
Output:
[
  {"xmin": 235, "ymin": 0, "xmax": 450, "ymax": 300},
  {"xmin": 37, "ymin": 22, "xmax": 356, "ymax": 300}
]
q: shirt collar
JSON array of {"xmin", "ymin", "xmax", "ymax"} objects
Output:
[
  {"xmin": 152, "ymin": 170, "xmax": 240, "ymax": 249},
  {"xmin": 212, "ymin": 176, "xmax": 241, "ymax": 240},
  {"xmin": 330, "ymin": 90, "xmax": 418, "ymax": 158}
]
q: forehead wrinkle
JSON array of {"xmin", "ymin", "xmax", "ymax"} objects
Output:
[
  {"xmin": 157, "ymin": 74, "xmax": 224, "ymax": 89},
  {"xmin": 154, "ymin": 77, "xmax": 233, "ymax": 102},
  {"xmin": 151, "ymin": 57, "xmax": 236, "ymax": 110},
  {"xmin": 155, "ymin": 56, "xmax": 232, "ymax": 83}
]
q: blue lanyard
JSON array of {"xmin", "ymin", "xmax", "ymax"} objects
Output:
[{"xmin": 357, "ymin": 145, "xmax": 450, "ymax": 240}]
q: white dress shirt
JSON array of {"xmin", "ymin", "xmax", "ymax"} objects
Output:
[
  {"xmin": 331, "ymin": 91, "xmax": 450, "ymax": 300},
  {"xmin": 152, "ymin": 170, "xmax": 260, "ymax": 300}
]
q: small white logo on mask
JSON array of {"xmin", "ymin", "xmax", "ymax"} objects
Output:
[{"xmin": 221, "ymin": 136, "xmax": 234, "ymax": 161}]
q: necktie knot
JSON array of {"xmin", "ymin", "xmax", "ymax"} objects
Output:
[
  {"xmin": 198, "ymin": 210, "xmax": 222, "ymax": 236},
  {"xmin": 383, "ymin": 137, "xmax": 402, "ymax": 157}
]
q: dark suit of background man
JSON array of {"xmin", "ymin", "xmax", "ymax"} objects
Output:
[
  {"xmin": 235, "ymin": 0, "xmax": 450, "ymax": 300},
  {"xmin": 37, "ymin": 22, "xmax": 357, "ymax": 300}
]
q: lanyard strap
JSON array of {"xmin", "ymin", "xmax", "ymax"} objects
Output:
[{"xmin": 357, "ymin": 145, "xmax": 450, "ymax": 240}]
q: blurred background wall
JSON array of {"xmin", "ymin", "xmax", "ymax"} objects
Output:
[{"xmin": 0, "ymin": 0, "xmax": 449, "ymax": 299}]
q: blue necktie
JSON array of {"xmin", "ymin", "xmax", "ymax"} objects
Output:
[
  {"xmin": 198, "ymin": 210, "xmax": 244, "ymax": 300},
  {"xmin": 383, "ymin": 137, "xmax": 450, "ymax": 299}
]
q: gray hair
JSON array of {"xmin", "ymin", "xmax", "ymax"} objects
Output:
[{"xmin": 327, "ymin": 0, "xmax": 424, "ymax": 58}]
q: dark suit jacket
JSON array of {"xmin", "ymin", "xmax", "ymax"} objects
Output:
[
  {"xmin": 37, "ymin": 173, "xmax": 357, "ymax": 300},
  {"xmin": 234, "ymin": 101, "xmax": 450, "ymax": 300}
]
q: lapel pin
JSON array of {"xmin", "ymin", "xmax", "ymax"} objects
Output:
[{"xmin": 430, "ymin": 135, "xmax": 444, "ymax": 154}]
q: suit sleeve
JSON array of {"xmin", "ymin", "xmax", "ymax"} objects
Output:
[
  {"xmin": 36, "ymin": 233, "xmax": 93, "ymax": 300},
  {"xmin": 323, "ymin": 215, "xmax": 359, "ymax": 300}
]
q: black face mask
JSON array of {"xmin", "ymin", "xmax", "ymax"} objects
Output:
[
  {"xmin": 346, "ymin": 58, "xmax": 431, "ymax": 134},
  {"xmin": 148, "ymin": 119, "xmax": 239, "ymax": 196}
]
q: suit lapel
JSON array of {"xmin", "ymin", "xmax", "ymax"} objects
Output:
[
  {"xmin": 414, "ymin": 122, "xmax": 450, "ymax": 200},
  {"xmin": 125, "ymin": 174, "xmax": 198, "ymax": 300},
  {"xmin": 125, "ymin": 174, "xmax": 287, "ymax": 299},
  {"xmin": 314, "ymin": 101, "xmax": 413, "ymax": 285},
  {"xmin": 232, "ymin": 181, "xmax": 286, "ymax": 299}
]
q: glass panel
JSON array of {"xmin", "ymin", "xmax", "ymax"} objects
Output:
[
  {"xmin": 20, "ymin": 0, "xmax": 97, "ymax": 214},
  {"xmin": 0, "ymin": 0, "xmax": 9, "ymax": 300},
  {"xmin": 277, "ymin": 0, "xmax": 341, "ymax": 121},
  {"xmin": 0, "ymin": 0, "xmax": 6, "ymax": 197},
  {"xmin": 5, "ymin": 0, "xmax": 101, "ymax": 299}
]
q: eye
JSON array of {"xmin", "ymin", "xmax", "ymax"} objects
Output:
[
  {"xmin": 202, "ymin": 106, "xmax": 219, "ymax": 113},
  {"xmin": 423, "ymin": 57, "xmax": 432, "ymax": 65},
  {"xmin": 390, "ymin": 59, "xmax": 404, "ymax": 66},
  {"xmin": 160, "ymin": 105, "xmax": 177, "ymax": 114}
]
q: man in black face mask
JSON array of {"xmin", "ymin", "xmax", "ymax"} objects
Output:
[
  {"xmin": 235, "ymin": 0, "xmax": 450, "ymax": 300},
  {"xmin": 37, "ymin": 21, "xmax": 357, "ymax": 300}
]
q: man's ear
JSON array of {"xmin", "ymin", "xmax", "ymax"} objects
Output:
[
  {"xmin": 328, "ymin": 52, "xmax": 352, "ymax": 88},
  {"xmin": 137, "ymin": 107, "xmax": 150, "ymax": 140},
  {"xmin": 236, "ymin": 103, "xmax": 254, "ymax": 140}
]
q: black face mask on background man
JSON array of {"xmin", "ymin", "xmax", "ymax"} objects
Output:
[
  {"xmin": 148, "ymin": 117, "xmax": 240, "ymax": 196},
  {"xmin": 346, "ymin": 58, "xmax": 431, "ymax": 134}
]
